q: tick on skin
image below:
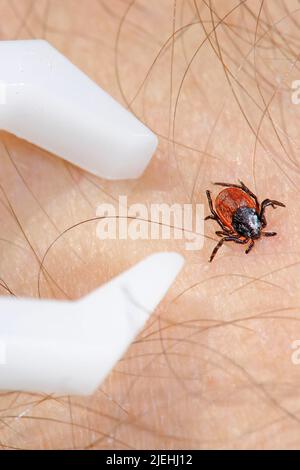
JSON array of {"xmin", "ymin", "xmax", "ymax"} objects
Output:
[{"xmin": 205, "ymin": 181, "xmax": 285, "ymax": 262}]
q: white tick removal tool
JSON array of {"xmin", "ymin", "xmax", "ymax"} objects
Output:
[
  {"xmin": 0, "ymin": 253, "xmax": 184, "ymax": 395},
  {"xmin": 0, "ymin": 39, "xmax": 158, "ymax": 179}
]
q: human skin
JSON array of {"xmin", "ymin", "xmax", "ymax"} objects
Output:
[{"xmin": 0, "ymin": 0, "xmax": 300, "ymax": 450}]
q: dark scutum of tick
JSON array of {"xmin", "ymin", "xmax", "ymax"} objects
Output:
[{"xmin": 232, "ymin": 206, "xmax": 262, "ymax": 239}]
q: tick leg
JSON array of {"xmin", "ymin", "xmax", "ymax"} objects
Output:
[
  {"xmin": 205, "ymin": 190, "xmax": 231, "ymax": 232},
  {"xmin": 262, "ymin": 231, "xmax": 277, "ymax": 237},
  {"xmin": 260, "ymin": 199, "xmax": 286, "ymax": 227},
  {"xmin": 213, "ymin": 180, "xmax": 259, "ymax": 210},
  {"xmin": 205, "ymin": 190, "xmax": 215, "ymax": 214},
  {"xmin": 245, "ymin": 239, "xmax": 255, "ymax": 254},
  {"xmin": 209, "ymin": 238, "xmax": 226, "ymax": 262},
  {"xmin": 215, "ymin": 230, "xmax": 230, "ymax": 237},
  {"xmin": 260, "ymin": 198, "xmax": 285, "ymax": 213},
  {"xmin": 209, "ymin": 235, "xmax": 248, "ymax": 262}
]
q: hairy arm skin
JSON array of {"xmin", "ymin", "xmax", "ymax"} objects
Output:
[{"xmin": 0, "ymin": 0, "xmax": 300, "ymax": 449}]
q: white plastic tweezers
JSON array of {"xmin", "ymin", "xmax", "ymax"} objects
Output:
[
  {"xmin": 0, "ymin": 40, "xmax": 158, "ymax": 179},
  {"xmin": 0, "ymin": 40, "xmax": 182, "ymax": 396},
  {"xmin": 0, "ymin": 253, "xmax": 183, "ymax": 395}
]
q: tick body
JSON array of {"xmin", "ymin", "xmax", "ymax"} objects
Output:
[{"xmin": 205, "ymin": 181, "xmax": 285, "ymax": 262}]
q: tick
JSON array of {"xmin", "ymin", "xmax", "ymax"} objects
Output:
[{"xmin": 205, "ymin": 181, "xmax": 285, "ymax": 262}]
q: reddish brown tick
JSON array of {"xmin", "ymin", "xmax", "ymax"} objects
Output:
[{"xmin": 205, "ymin": 181, "xmax": 285, "ymax": 262}]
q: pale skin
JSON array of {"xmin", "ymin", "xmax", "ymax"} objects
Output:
[{"xmin": 0, "ymin": 0, "xmax": 300, "ymax": 449}]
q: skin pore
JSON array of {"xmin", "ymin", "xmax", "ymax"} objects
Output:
[{"xmin": 1, "ymin": 0, "xmax": 300, "ymax": 449}]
